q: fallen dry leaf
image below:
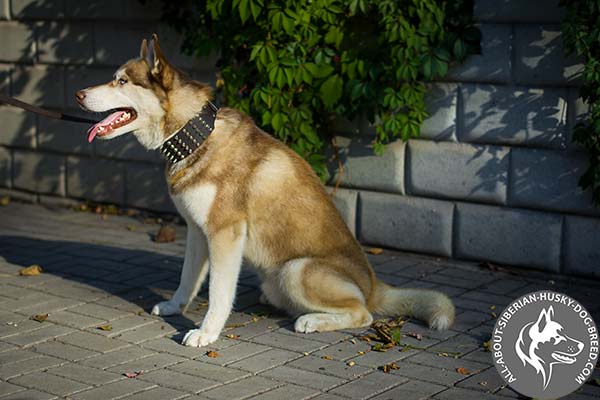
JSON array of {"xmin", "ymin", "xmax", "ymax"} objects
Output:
[
  {"xmin": 97, "ymin": 325, "xmax": 113, "ymax": 331},
  {"xmin": 380, "ymin": 362, "xmax": 400, "ymax": 373},
  {"xmin": 593, "ymin": 378, "xmax": 600, "ymax": 387},
  {"xmin": 322, "ymin": 355, "xmax": 333, "ymax": 360},
  {"xmin": 225, "ymin": 334, "xmax": 240, "ymax": 339},
  {"xmin": 19, "ymin": 265, "xmax": 43, "ymax": 276},
  {"xmin": 154, "ymin": 225, "xmax": 176, "ymax": 243},
  {"xmin": 30, "ymin": 314, "xmax": 48, "ymax": 322},
  {"xmin": 346, "ymin": 361, "xmax": 356, "ymax": 367},
  {"xmin": 123, "ymin": 370, "xmax": 144, "ymax": 378},
  {"xmin": 206, "ymin": 351, "xmax": 219, "ymax": 358},
  {"xmin": 456, "ymin": 367, "xmax": 471, "ymax": 375},
  {"xmin": 438, "ymin": 352, "xmax": 461, "ymax": 358},
  {"xmin": 479, "ymin": 381, "xmax": 488, "ymax": 386},
  {"xmin": 406, "ymin": 332, "xmax": 422, "ymax": 341},
  {"xmin": 366, "ymin": 247, "xmax": 384, "ymax": 255},
  {"xmin": 126, "ymin": 225, "xmax": 136, "ymax": 231},
  {"xmin": 0, "ymin": 196, "xmax": 10, "ymax": 206},
  {"xmin": 483, "ymin": 340, "xmax": 491, "ymax": 352}
]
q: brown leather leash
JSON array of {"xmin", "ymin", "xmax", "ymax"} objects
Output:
[{"xmin": 0, "ymin": 94, "xmax": 99, "ymax": 124}]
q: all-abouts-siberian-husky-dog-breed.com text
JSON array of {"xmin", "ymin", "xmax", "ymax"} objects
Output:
[{"xmin": 75, "ymin": 34, "xmax": 455, "ymax": 347}]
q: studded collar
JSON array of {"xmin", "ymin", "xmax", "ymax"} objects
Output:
[{"xmin": 159, "ymin": 101, "xmax": 218, "ymax": 164}]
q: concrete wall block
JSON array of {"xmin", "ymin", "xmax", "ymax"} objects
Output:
[
  {"xmin": 11, "ymin": 0, "xmax": 65, "ymax": 19},
  {"xmin": 564, "ymin": 216, "xmax": 600, "ymax": 277},
  {"xmin": 122, "ymin": 1, "xmax": 163, "ymax": 21},
  {"xmin": 94, "ymin": 134, "xmax": 162, "ymax": 163},
  {"xmin": 38, "ymin": 117, "xmax": 92, "ymax": 155},
  {"xmin": 420, "ymin": 83, "xmax": 457, "ymax": 141},
  {"xmin": 94, "ymin": 21, "xmax": 157, "ymax": 66},
  {"xmin": 359, "ymin": 191, "xmax": 454, "ymax": 257},
  {"xmin": 328, "ymin": 136, "xmax": 405, "ymax": 194},
  {"xmin": 455, "ymin": 203, "xmax": 562, "ymax": 271},
  {"xmin": 0, "ymin": 0, "xmax": 9, "ymax": 19},
  {"xmin": 125, "ymin": 163, "xmax": 174, "ymax": 212},
  {"xmin": 13, "ymin": 150, "xmax": 65, "ymax": 195},
  {"xmin": 0, "ymin": 21, "xmax": 35, "ymax": 62},
  {"xmin": 64, "ymin": 66, "xmax": 115, "ymax": 109},
  {"xmin": 474, "ymin": 0, "xmax": 565, "ymax": 23},
  {"xmin": 326, "ymin": 187, "xmax": 358, "ymax": 237},
  {"xmin": 460, "ymin": 84, "xmax": 569, "ymax": 149},
  {"xmin": 0, "ymin": 107, "xmax": 36, "ymax": 148},
  {"xmin": 11, "ymin": 65, "xmax": 65, "ymax": 109},
  {"xmin": 0, "ymin": 146, "xmax": 10, "ymax": 187},
  {"xmin": 0, "ymin": 65, "xmax": 9, "ymax": 96},
  {"xmin": 567, "ymin": 87, "xmax": 588, "ymax": 151},
  {"xmin": 407, "ymin": 140, "xmax": 508, "ymax": 204},
  {"xmin": 514, "ymin": 25, "xmax": 583, "ymax": 86},
  {"xmin": 157, "ymin": 24, "xmax": 216, "ymax": 71},
  {"xmin": 510, "ymin": 148, "xmax": 598, "ymax": 216},
  {"xmin": 447, "ymin": 24, "xmax": 511, "ymax": 84},
  {"xmin": 66, "ymin": 156, "xmax": 125, "ymax": 204},
  {"xmin": 64, "ymin": 0, "xmax": 124, "ymax": 19},
  {"xmin": 36, "ymin": 21, "xmax": 94, "ymax": 65}
]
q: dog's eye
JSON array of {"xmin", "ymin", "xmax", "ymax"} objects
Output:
[{"xmin": 118, "ymin": 78, "xmax": 128, "ymax": 85}]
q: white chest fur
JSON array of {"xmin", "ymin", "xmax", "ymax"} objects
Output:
[{"xmin": 172, "ymin": 183, "xmax": 217, "ymax": 228}]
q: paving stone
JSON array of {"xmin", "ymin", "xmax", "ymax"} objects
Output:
[
  {"xmin": 58, "ymin": 331, "xmax": 129, "ymax": 353},
  {"xmin": 448, "ymin": 24, "xmax": 511, "ymax": 83},
  {"xmin": 405, "ymin": 351, "xmax": 488, "ymax": 372},
  {"xmin": 287, "ymin": 355, "xmax": 372, "ymax": 380},
  {"xmin": 432, "ymin": 387, "xmax": 500, "ymax": 400},
  {"xmin": 32, "ymin": 341, "xmax": 98, "ymax": 361},
  {"xmin": 70, "ymin": 378, "xmax": 155, "ymax": 400},
  {"xmin": 455, "ymin": 203, "xmax": 562, "ymax": 272},
  {"xmin": 427, "ymin": 334, "xmax": 483, "ymax": 357},
  {"xmin": 329, "ymin": 371, "xmax": 406, "ymax": 399},
  {"xmin": 406, "ymin": 140, "xmax": 508, "ymax": 204},
  {"xmin": 197, "ymin": 341, "xmax": 270, "ymax": 366},
  {"xmin": 251, "ymin": 331, "xmax": 328, "ymax": 353},
  {"xmin": 0, "ymin": 381, "xmax": 25, "ymax": 398},
  {"xmin": 348, "ymin": 347, "xmax": 420, "ymax": 368},
  {"xmin": 229, "ymin": 348, "xmax": 302, "ymax": 373},
  {"xmin": 261, "ymin": 365, "xmax": 345, "ymax": 390},
  {"xmin": 391, "ymin": 361, "xmax": 474, "ymax": 386},
  {"xmin": 4, "ymin": 324, "xmax": 73, "ymax": 347},
  {"xmin": 9, "ymin": 371, "xmax": 90, "ymax": 396},
  {"xmin": 0, "ymin": 349, "xmax": 39, "ymax": 365},
  {"xmin": 47, "ymin": 363, "xmax": 122, "ymax": 385},
  {"xmin": 0, "ymin": 388, "xmax": 56, "ymax": 400},
  {"xmin": 371, "ymin": 380, "xmax": 447, "ymax": 400},
  {"xmin": 0, "ymin": 318, "xmax": 46, "ymax": 340},
  {"xmin": 460, "ymin": 84, "xmax": 569, "ymax": 149},
  {"xmin": 139, "ymin": 368, "xmax": 220, "ymax": 393},
  {"xmin": 201, "ymin": 376, "xmax": 281, "ymax": 400},
  {"xmin": 169, "ymin": 361, "xmax": 250, "ymax": 384},
  {"xmin": 359, "ymin": 192, "xmax": 454, "ymax": 257},
  {"xmin": 46, "ymin": 310, "xmax": 107, "ymax": 329},
  {"xmin": 0, "ymin": 355, "xmax": 64, "ymax": 379},
  {"xmin": 120, "ymin": 386, "xmax": 189, "ymax": 400},
  {"xmin": 314, "ymin": 340, "xmax": 372, "ymax": 361},
  {"xmin": 69, "ymin": 302, "xmax": 133, "ymax": 321},
  {"xmin": 79, "ymin": 345, "xmax": 156, "ymax": 369},
  {"xmin": 248, "ymin": 384, "xmax": 319, "ymax": 400},
  {"xmin": 90, "ymin": 314, "xmax": 157, "ymax": 338},
  {"xmin": 140, "ymin": 337, "xmax": 208, "ymax": 359},
  {"xmin": 456, "ymin": 366, "xmax": 506, "ymax": 393},
  {"xmin": 107, "ymin": 353, "xmax": 186, "ymax": 374}
]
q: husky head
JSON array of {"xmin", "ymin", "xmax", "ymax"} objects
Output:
[
  {"xmin": 515, "ymin": 306, "xmax": 584, "ymax": 390},
  {"xmin": 75, "ymin": 34, "xmax": 212, "ymax": 149}
]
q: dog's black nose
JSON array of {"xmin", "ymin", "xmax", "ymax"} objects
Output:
[{"xmin": 75, "ymin": 90, "xmax": 86, "ymax": 103}]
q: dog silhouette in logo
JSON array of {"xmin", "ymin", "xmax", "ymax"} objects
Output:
[{"xmin": 515, "ymin": 306, "xmax": 584, "ymax": 389}]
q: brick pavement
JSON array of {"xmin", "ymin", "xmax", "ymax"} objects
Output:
[{"xmin": 0, "ymin": 202, "xmax": 599, "ymax": 399}]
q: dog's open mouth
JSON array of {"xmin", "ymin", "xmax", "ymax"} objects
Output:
[
  {"xmin": 552, "ymin": 351, "xmax": 577, "ymax": 364},
  {"xmin": 87, "ymin": 108, "xmax": 137, "ymax": 143}
]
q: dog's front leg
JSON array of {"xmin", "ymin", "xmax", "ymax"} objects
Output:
[
  {"xmin": 182, "ymin": 222, "xmax": 246, "ymax": 347},
  {"xmin": 152, "ymin": 223, "xmax": 208, "ymax": 316}
]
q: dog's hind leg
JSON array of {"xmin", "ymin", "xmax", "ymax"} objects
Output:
[
  {"xmin": 279, "ymin": 258, "xmax": 373, "ymax": 333},
  {"xmin": 152, "ymin": 224, "xmax": 209, "ymax": 316}
]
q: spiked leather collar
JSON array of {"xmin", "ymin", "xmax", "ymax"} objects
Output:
[{"xmin": 160, "ymin": 101, "xmax": 219, "ymax": 164}]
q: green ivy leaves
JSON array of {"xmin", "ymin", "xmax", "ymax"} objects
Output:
[{"xmin": 158, "ymin": 0, "xmax": 479, "ymax": 178}]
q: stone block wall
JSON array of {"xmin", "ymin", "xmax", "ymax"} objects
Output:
[{"xmin": 0, "ymin": 0, "xmax": 598, "ymax": 276}]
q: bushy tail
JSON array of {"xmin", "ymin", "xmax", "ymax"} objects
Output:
[{"xmin": 369, "ymin": 281, "xmax": 455, "ymax": 330}]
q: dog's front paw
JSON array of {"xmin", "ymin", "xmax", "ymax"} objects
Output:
[
  {"xmin": 294, "ymin": 314, "xmax": 319, "ymax": 333},
  {"xmin": 151, "ymin": 300, "xmax": 182, "ymax": 316},
  {"xmin": 182, "ymin": 329, "xmax": 219, "ymax": 347}
]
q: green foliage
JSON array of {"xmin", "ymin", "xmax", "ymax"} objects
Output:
[
  {"xmin": 561, "ymin": 0, "xmax": 600, "ymax": 204},
  {"xmin": 158, "ymin": 0, "xmax": 479, "ymax": 177}
]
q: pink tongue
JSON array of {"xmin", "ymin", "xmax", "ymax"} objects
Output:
[{"xmin": 87, "ymin": 110, "xmax": 126, "ymax": 143}]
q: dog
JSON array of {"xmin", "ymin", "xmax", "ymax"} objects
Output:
[
  {"xmin": 75, "ymin": 34, "xmax": 455, "ymax": 347},
  {"xmin": 515, "ymin": 306, "xmax": 584, "ymax": 389}
]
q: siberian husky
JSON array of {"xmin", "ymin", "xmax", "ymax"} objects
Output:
[{"xmin": 76, "ymin": 34, "xmax": 455, "ymax": 347}]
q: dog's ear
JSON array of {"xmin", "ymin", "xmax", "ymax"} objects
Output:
[
  {"xmin": 139, "ymin": 38, "xmax": 148, "ymax": 61},
  {"xmin": 150, "ymin": 33, "xmax": 168, "ymax": 77},
  {"xmin": 535, "ymin": 307, "xmax": 552, "ymax": 333}
]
